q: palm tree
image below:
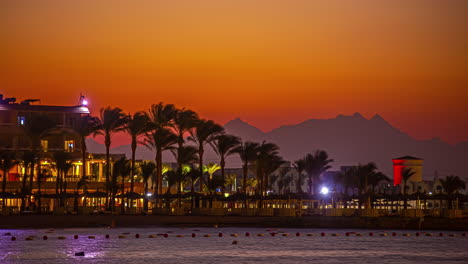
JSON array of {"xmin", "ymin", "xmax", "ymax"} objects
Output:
[
  {"xmin": 52, "ymin": 151, "xmax": 72, "ymax": 207},
  {"xmin": 110, "ymin": 157, "xmax": 130, "ymax": 212},
  {"xmin": 234, "ymin": 141, "xmax": 259, "ymax": 196},
  {"xmin": 96, "ymin": 107, "xmax": 129, "ymax": 208},
  {"xmin": 124, "ymin": 112, "xmax": 150, "ymax": 197},
  {"xmin": 189, "ymin": 119, "xmax": 224, "ymax": 192},
  {"xmin": 23, "ymin": 114, "xmax": 56, "ymax": 190},
  {"xmin": 144, "ymin": 128, "xmax": 177, "ymax": 196},
  {"xmin": 171, "ymin": 145, "xmax": 198, "ymax": 205},
  {"xmin": 255, "ymin": 141, "xmax": 282, "ymax": 196},
  {"xmin": 1, "ymin": 151, "xmax": 17, "ymax": 195},
  {"xmin": 303, "ymin": 150, "xmax": 333, "ymax": 196},
  {"xmin": 293, "ymin": 158, "xmax": 306, "ymax": 194},
  {"xmin": 146, "ymin": 103, "xmax": 177, "ymax": 197},
  {"xmin": 401, "ymin": 167, "xmax": 416, "ymax": 210},
  {"xmin": 210, "ymin": 134, "xmax": 241, "ymax": 193},
  {"xmin": 72, "ymin": 114, "xmax": 100, "ymax": 186},
  {"xmin": 139, "ymin": 161, "xmax": 156, "ymax": 211},
  {"xmin": 440, "ymin": 175, "xmax": 466, "ymax": 209},
  {"xmin": 20, "ymin": 151, "xmax": 35, "ymax": 211}
]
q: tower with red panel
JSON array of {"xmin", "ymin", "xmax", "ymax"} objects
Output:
[{"xmin": 392, "ymin": 156, "xmax": 424, "ymax": 186}]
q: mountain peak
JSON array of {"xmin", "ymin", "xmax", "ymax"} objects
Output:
[{"xmin": 353, "ymin": 112, "xmax": 365, "ymax": 119}]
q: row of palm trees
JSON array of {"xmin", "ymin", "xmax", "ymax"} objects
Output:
[{"xmin": 1, "ymin": 102, "xmax": 466, "ymax": 212}]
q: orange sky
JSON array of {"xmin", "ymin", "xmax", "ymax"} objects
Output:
[{"xmin": 1, "ymin": 0, "xmax": 467, "ymax": 145}]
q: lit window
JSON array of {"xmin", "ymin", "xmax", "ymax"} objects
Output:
[
  {"xmin": 64, "ymin": 140, "xmax": 74, "ymax": 152},
  {"xmin": 41, "ymin": 140, "xmax": 48, "ymax": 152},
  {"xmin": 18, "ymin": 116, "xmax": 26, "ymax": 126}
]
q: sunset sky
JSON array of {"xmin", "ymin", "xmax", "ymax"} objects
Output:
[{"xmin": 1, "ymin": 0, "xmax": 467, "ymax": 145}]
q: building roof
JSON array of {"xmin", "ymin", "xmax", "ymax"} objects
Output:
[
  {"xmin": 392, "ymin": 156, "xmax": 424, "ymax": 160},
  {"xmin": 0, "ymin": 104, "xmax": 90, "ymax": 114}
]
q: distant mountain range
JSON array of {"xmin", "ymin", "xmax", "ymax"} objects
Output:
[{"xmin": 86, "ymin": 113, "xmax": 468, "ymax": 180}]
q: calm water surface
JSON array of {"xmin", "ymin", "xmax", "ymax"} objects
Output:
[{"xmin": 0, "ymin": 227, "xmax": 466, "ymax": 263}]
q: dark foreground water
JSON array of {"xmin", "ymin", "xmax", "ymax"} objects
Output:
[{"xmin": 1, "ymin": 227, "xmax": 466, "ymax": 263}]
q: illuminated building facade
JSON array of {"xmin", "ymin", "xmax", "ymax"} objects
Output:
[{"xmin": 392, "ymin": 156, "xmax": 424, "ymax": 186}]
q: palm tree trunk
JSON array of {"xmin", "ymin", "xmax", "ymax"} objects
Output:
[
  {"xmin": 243, "ymin": 163, "xmax": 248, "ymax": 207},
  {"xmin": 220, "ymin": 158, "xmax": 225, "ymax": 193},
  {"xmin": 130, "ymin": 137, "xmax": 136, "ymax": 209},
  {"xmin": 20, "ymin": 164, "xmax": 28, "ymax": 212},
  {"xmin": 2, "ymin": 168, "xmax": 7, "ymax": 194},
  {"xmin": 105, "ymin": 136, "xmax": 111, "ymax": 210},
  {"xmin": 199, "ymin": 147, "xmax": 204, "ymax": 192}
]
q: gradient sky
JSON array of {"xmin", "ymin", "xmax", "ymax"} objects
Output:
[{"xmin": 1, "ymin": 0, "xmax": 467, "ymax": 145}]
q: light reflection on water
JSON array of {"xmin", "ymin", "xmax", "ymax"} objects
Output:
[{"xmin": 0, "ymin": 227, "xmax": 467, "ymax": 264}]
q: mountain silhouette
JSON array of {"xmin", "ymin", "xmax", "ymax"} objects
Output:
[{"xmin": 86, "ymin": 113, "xmax": 468, "ymax": 180}]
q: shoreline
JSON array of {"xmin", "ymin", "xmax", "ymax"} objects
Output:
[{"xmin": 1, "ymin": 215, "xmax": 467, "ymax": 230}]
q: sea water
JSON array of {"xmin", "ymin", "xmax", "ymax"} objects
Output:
[{"xmin": 0, "ymin": 227, "xmax": 466, "ymax": 263}]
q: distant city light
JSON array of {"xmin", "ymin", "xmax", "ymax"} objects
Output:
[
  {"xmin": 320, "ymin": 186, "xmax": 329, "ymax": 195},
  {"xmin": 429, "ymin": 192, "xmax": 432, "ymax": 195},
  {"xmin": 146, "ymin": 193, "xmax": 152, "ymax": 197}
]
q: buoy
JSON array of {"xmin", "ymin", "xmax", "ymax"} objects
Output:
[
  {"xmin": 26, "ymin": 237, "xmax": 34, "ymax": 241},
  {"xmin": 296, "ymin": 232, "xmax": 301, "ymax": 236},
  {"xmin": 232, "ymin": 240, "xmax": 238, "ymax": 245},
  {"xmin": 307, "ymin": 234, "xmax": 314, "ymax": 236},
  {"xmin": 11, "ymin": 236, "xmax": 16, "ymax": 241},
  {"xmin": 58, "ymin": 236, "xmax": 66, "ymax": 240},
  {"xmin": 257, "ymin": 234, "xmax": 264, "ymax": 237},
  {"xmin": 163, "ymin": 234, "xmax": 168, "ymax": 238},
  {"xmin": 321, "ymin": 233, "xmax": 325, "ymax": 237},
  {"xmin": 203, "ymin": 234, "xmax": 211, "ymax": 237},
  {"xmin": 403, "ymin": 233, "xmax": 410, "ymax": 236},
  {"xmin": 74, "ymin": 235, "xmax": 78, "ymax": 239},
  {"xmin": 245, "ymin": 232, "xmax": 250, "ymax": 237},
  {"xmin": 148, "ymin": 235, "xmax": 156, "ymax": 238},
  {"xmin": 192, "ymin": 233, "xmax": 196, "ymax": 237},
  {"xmin": 282, "ymin": 234, "xmax": 289, "ymax": 236},
  {"xmin": 75, "ymin": 252, "xmax": 85, "ymax": 256},
  {"xmin": 105, "ymin": 234, "xmax": 110, "ymax": 239},
  {"xmin": 118, "ymin": 235, "xmax": 126, "ymax": 238},
  {"xmin": 270, "ymin": 233, "xmax": 276, "ymax": 237},
  {"xmin": 369, "ymin": 232, "xmax": 374, "ymax": 236},
  {"xmin": 415, "ymin": 233, "xmax": 420, "ymax": 236},
  {"xmin": 218, "ymin": 233, "xmax": 223, "ymax": 237},
  {"xmin": 43, "ymin": 235, "xmax": 48, "ymax": 240},
  {"xmin": 135, "ymin": 234, "xmax": 140, "ymax": 238},
  {"xmin": 231, "ymin": 234, "xmax": 238, "ymax": 237},
  {"xmin": 345, "ymin": 232, "xmax": 350, "ymax": 236},
  {"xmin": 392, "ymin": 233, "xmax": 397, "ymax": 236},
  {"xmin": 439, "ymin": 233, "xmax": 444, "ymax": 237}
]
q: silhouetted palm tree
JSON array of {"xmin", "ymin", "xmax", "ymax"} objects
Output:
[
  {"xmin": 293, "ymin": 158, "xmax": 306, "ymax": 194},
  {"xmin": 1, "ymin": 151, "xmax": 17, "ymax": 195},
  {"xmin": 144, "ymin": 128, "xmax": 177, "ymax": 196},
  {"xmin": 234, "ymin": 141, "xmax": 259, "ymax": 195},
  {"xmin": 303, "ymin": 150, "xmax": 333, "ymax": 196},
  {"xmin": 255, "ymin": 141, "xmax": 282, "ymax": 196},
  {"xmin": 401, "ymin": 167, "xmax": 416, "ymax": 210},
  {"xmin": 23, "ymin": 114, "xmax": 56, "ymax": 189},
  {"xmin": 440, "ymin": 175, "xmax": 466, "ymax": 209},
  {"xmin": 110, "ymin": 157, "xmax": 130, "ymax": 212},
  {"xmin": 96, "ymin": 107, "xmax": 129, "ymax": 208},
  {"xmin": 171, "ymin": 145, "xmax": 198, "ymax": 205},
  {"xmin": 146, "ymin": 103, "xmax": 177, "ymax": 196},
  {"xmin": 210, "ymin": 134, "xmax": 241, "ymax": 193},
  {"xmin": 139, "ymin": 161, "xmax": 156, "ymax": 211},
  {"xmin": 189, "ymin": 119, "xmax": 224, "ymax": 192},
  {"xmin": 20, "ymin": 151, "xmax": 35, "ymax": 211},
  {"xmin": 124, "ymin": 112, "xmax": 150, "ymax": 195},
  {"xmin": 72, "ymin": 114, "xmax": 100, "ymax": 185}
]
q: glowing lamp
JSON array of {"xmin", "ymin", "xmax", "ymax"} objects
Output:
[
  {"xmin": 320, "ymin": 187, "xmax": 329, "ymax": 195},
  {"xmin": 146, "ymin": 193, "xmax": 152, "ymax": 197}
]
